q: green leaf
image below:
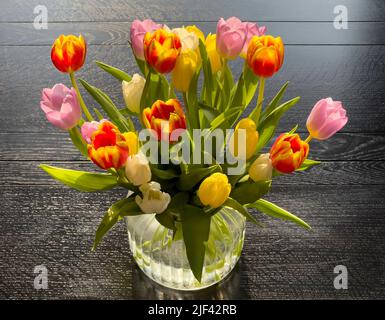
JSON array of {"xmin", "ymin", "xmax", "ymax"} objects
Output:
[
  {"xmin": 223, "ymin": 197, "xmax": 264, "ymax": 227},
  {"xmin": 229, "ymin": 73, "xmax": 246, "ymax": 113},
  {"xmin": 210, "ymin": 106, "xmax": 243, "ymax": 130},
  {"xmin": 180, "ymin": 204, "xmax": 211, "ymax": 282},
  {"xmin": 230, "ymin": 180, "xmax": 271, "ymax": 205},
  {"xmin": 140, "ymin": 71, "xmax": 168, "ymax": 119},
  {"xmin": 79, "ymin": 79, "xmax": 134, "ymax": 132},
  {"xmin": 177, "ymin": 164, "xmax": 222, "ymax": 191},
  {"xmin": 198, "ymin": 102, "xmax": 220, "ymax": 128},
  {"xmin": 150, "ymin": 165, "xmax": 179, "ymax": 180},
  {"xmin": 297, "ymin": 159, "xmax": 321, "ymax": 171},
  {"xmin": 243, "ymin": 66, "xmax": 259, "ymax": 107},
  {"xmin": 93, "ymin": 108, "xmax": 105, "ymax": 120},
  {"xmin": 256, "ymin": 97, "xmax": 300, "ymax": 153},
  {"xmin": 247, "ymin": 198, "xmax": 311, "ymax": 230},
  {"xmin": 288, "ymin": 124, "xmax": 298, "ymax": 134},
  {"xmin": 260, "ymin": 81, "xmax": 290, "ymax": 121},
  {"xmin": 93, "ymin": 197, "xmax": 142, "ymax": 250},
  {"xmin": 155, "ymin": 211, "xmax": 177, "ymax": 231},
  {"xmin": 198, "ymin": 39, "xmax": 214, "ymax": 106},
  {"xmin": 39, "ymin": 164, "xmax": 118, "ymax": 192},
  {"xmin": 95, "ymin": 61, "xmax": 132, "ymax": 82},
  {"xmin": 68, "ymin": 126, "xmax": 88, "ymax": 157}
]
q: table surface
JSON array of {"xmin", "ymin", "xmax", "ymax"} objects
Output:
[{"xmin": 1, "ymin": 0, "xmax": 384, "ymax": 299}]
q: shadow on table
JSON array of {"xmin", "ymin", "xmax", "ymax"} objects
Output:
[{"xmin": 131, "ymin": 261, "xmax": 248, "ymax": 300}]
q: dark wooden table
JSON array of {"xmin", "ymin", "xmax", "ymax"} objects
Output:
[{"xmin": 1, "ymin": 0, "xmax": 384, "ymax": 299}]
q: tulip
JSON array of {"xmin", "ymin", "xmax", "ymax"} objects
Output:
[
  {"xmin": 216, "ymin": 17, "xmax": 247, "ymax": 59},
  {"xmin": 247, "ymin": 35, "xmax": 284, "ymax": 78},
  {"xmin": 142, "ymin": 99, "xmax": 187, "ymax": 141},
  {"xmin": 51, "ymin": 34, "xmax": 86, "ymax": 73},
  {"xmin": 171, "ymin": 49, "xmax": 200, "ymax": 92},
  {"xmin": 135, "ymin": 182, "xmax": 171, "ymax": 214},
  {"xmin": 130, "ymin": 19, "xmax": 162, "ymax": 60},
  {"xmin": 143, "ymin": 28, "xmax": 182, "ymax": 73},
  {"xmin": 122, "ymin": 73, "xmax": 146, "ymax": 114},
  {"xmin": 270, "ymin": 133, "xmax": 309, "ymax": 174},
  {"xmin": 87, "ymin": 121, "xmax": 131, "ymax": 170},
  {"xmin": 306, "ymin": 98, "xmax": 348, "ymax": 140},
  {"xmin": 172, "ymin": 27, "xmax": 199, "ymax": 51},
  {"xmin": 80, "ymin": 119, "xmax": 107, "ymax": 144},
  {"xmin": 185, "ymin": 25, "xmax": 205, "ymax": 42},
  {"xmin": 230, "ymin": 118, "xmax": 259, "ymax": 160},
  {"xmin": 123, "ymin": 131, "xmax": 139, "ymax": 156},
  {"xmin": 240, "ymin": 22, "xmax": 266, "ymax": 59},
  {"xmin": 197, "ymin": 173, "xmax": 231, "ymax": 208},
  {"xmin": 125, "ymin": 152, "xmax": 151, "ymax": 186},
  {"xmin": 249, "ymin": 153, "xmax": 273, "ymax": 182},
  {"xmin": 205, "ymin": 34, "xmax": 223, "ymax": 74},
  {"xmin": 40, "ymin": 84, "xmax": 82, "ymax": 130}
]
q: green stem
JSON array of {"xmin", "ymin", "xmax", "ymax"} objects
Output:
[
  {"xmin": 304, "ymin": 134, "xmax": 313, "ymax": 144},
  {"xmin": 252, "ymin": 77, "xmax": 265, "ymax": 125},
  {"xmin": 182, "ymin": 92, "xmax": 195, "ymax": 132},
  {"xmin": 69, "ymin": 72, "xmax": 93, "ymax": 122}
]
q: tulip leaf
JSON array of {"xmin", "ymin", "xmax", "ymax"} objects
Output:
[
  {"xmin": 39, "ymin": 164, "xmax": 118, "ymax": 192},
  {"xmin": 155, "ymin": 210, "xmax": 177, "ymax": 232},
  {"xmin": 297, "ymin": 158, "xmax": 321, "ymax": 171},
  {"xmin": 68, "ymin": 126, "xmax": 88, "ymax": 157},
  {"xmin": 150, "ymin": 164, "xmax": 179, "ymax": 180},
  {"xmin": 229, "ymin": 73, "xmax": 246, "ymax": 110},
  {"xmin": 93, "ymin": 107, "xmax": 105, "ymax": 120},
  {"xmin": 210, "ymin": 106, "xmax": 243, "ymax": 130},
  {"xmin": 223, "ymin": 197, "xmax": 264, "ymax": 227},
  {"xmin": 256, "ymin": 96, "xmax": 300, "ymax": 153},
  {"xmin": 230, "ymin": 179, "xmax": 272, "ymax": 205},
  {"xmin": 93, "ymin": 197, "xmax": 142, "ymax": 250},
  {"xmin": 198, "ymin": 102, "xmax": 219, "ymax": 128},
  {"xmin": 198, "ymin": 39, "xmax": 214, "ymax": 106},
  {"xmin": 180, "ymin": 204, "xmax": 211, "ymax": 282},
  {"xmin": 260, "ymin": 81, "xmax": 290, "ymax": 121},
  {"xmin": 95, "ymin": 61, "xmax": 132, "ymax": 82},
  {"xmin": 243, "ymin": 66, "xmax": 259, "ymax": 107},
  {"xmin": 79, "ymin": 79, "xmax": 134, "ymax": 132},
  {"xmin": 246, "ymin": 199, "xmax": 311, "ymax": 230},
  {"xmin": 177, "ymin": 164, "xmax": 222, "ymax": 191}
]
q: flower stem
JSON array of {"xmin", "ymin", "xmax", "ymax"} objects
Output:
[
  {"xmin": 251, "ymin": 77, "xmax": 265, "ymax": 125},
  {"xmin": 69, "ymin": 72, "xmax": 93, "ymax": 122},
  {"xmin": 304, "ymin": 134, "xmax": 313, "ymax": 144}
]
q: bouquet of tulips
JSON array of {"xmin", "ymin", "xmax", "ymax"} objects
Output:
[{"xmin": 39, "ymin": 17, "xmax": 348, "ymax": 282}]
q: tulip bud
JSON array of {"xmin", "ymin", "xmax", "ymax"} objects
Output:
[
  {"xmin": 306, "ymin": 98, "xmax": 348, "ymax": 140},
  {"xmin": 172, "ymin": 27, "xmax": 199, "ymax": 51},
  {"xmin": 270, "ymin": 133, "xmax": 309, "ymax": 174},
  {"xmin": 216, "ymin": 17, "xmax": 247, "ymax": 59},
  {"xmin": 230, "ymin": 118, "xmax": 259, "ymax": 160},
  {"xmin": 125, "ymin": 153, "xmax": 151, "ymax": 186},
  {"xmin": 135, "ymin": 182, "xmax": 171, "ymax": 214},
  {"xmin": 122, "ymin": 73, "xmax": 146, "ymax": 114},
  {"xmin": 51, "ymin": 34, "xmax": 86, "ymax": 73},
  {"xmin": 123, "ymin": 131, "xmax": 138, "ymax": 156},
  {"xmin": 197, "ymin": 173, "xmax": 231, "ymax": 208},
  {"xmin": 40, "ymin": 84, "xmax": 81, "ymax": 130},
  {"xmin": 205, "ymin": 33, "xmax": 223, "ymax": 74},
  {"xmin": 240, "ymin": 22, "xmax": 266, "ymax": 59},
  {"xmin": 249, "ymin": 153, "xmax": 273, "ymax": 182},
  {"xmin": 171, "ymin": 49, "xmax": 200, "ymax": 92},
  {"xmin": 130, "ymin": 19, "xmax": 162, "ymax": 60},
  {"xmin": 247, "ymin": 35, "xmax": 284, "ymax": 78}
]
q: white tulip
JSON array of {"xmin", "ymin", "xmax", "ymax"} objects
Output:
[
  {"xmin": 122, "ymin": 73, "xmax": 145, "ymax": 114},
  {"xmin": 125, "ymin": 152, "xmax": 152, "ymax": 186},
  {"xmin": 135, "ymin": 182, "xmax": 171, "ymax": 214},
  {"xmin": 248, "ymin": 153, "xmax": 273, "ymax": 182},
  {"xmin": 172, "ymin": 27, "xmax": 199, "ymax": 51}
]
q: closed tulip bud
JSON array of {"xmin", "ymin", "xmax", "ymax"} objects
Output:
[
  {"xmin": 216, "ymin": 17, "xmax": 247, "ymax": 59},
  {"xmin": 135, "ymin": 182, "xmax": 171, "ymax": 214},
  {"xmin": 143, "ymin": 99, "xmax": 187, "ymax": 141},
  {"xmin": 171, "ymin": 49, "xmax": 200, "ymax": 92},
  {"xmin": 40, "ymin": 84, "xmax": 81, "ymax": 130},
  {"xmin": 240, "ymin": 22, "xmax": 266, "ymax": 59},
  {"xmin": 125, "ymin": 153, "xmax": 151, "ymax": 186},
  {"xmin": 249, "ymin": 153, "xmax": 273, "ymax": 182},
  {"xmin": 230, "ymin": 118, "xmax": 259, "ymax": 160},
  {"xmin": 185, "ymin": 25, "xmax": 205, "ymax": 43},
  {"xmin": 51, "ymin": 34, "xmax": 86, "ymax": 73},
  {"xmin": 143, "ymin": 28, "xmax": 182, "ymax": 73},
  {"xmin": 172, "ymin": 27, "xmax": 199, "ymax": 51},
  {"xmin": 198, "ymin": 173, "xmax": 231, "ymax": 208},
  {"xmin": 130, "ymin": 19, "xmax": 162, "ymax": 60},
  {"xmin": 307, "ymin": 98, "xmax": 348, "ymax": 140},
  {"xmin": 122, "ymin": 73, "xmax": 146, "ymax": 114},
  {"xmin": 270, "ymin": 133, "xmax": 309, "ymax": 174},
  {"xmin": 205, "ymin": 33, "xmax": 223, "ymax": 74},
  {"xmin": 247, "ymin": 35, "xmax": 284, "ymax": 78}
]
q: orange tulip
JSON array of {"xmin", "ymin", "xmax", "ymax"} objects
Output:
[
  {"xmin": 51, "ymin": 34, "xmax": 87, "ymax": 73},
  {"xmin": 143, "ymin": 28, "xmax": 182, "ymax": 73},
  {"xmin": 88, "ymin": 121, "xmax": 132, "ymax": 170},
  {"xmin": 247, "ymin": 35, "xmax": 284, "ymax": 78},
  {"xmin": 142, "ymin": 99, "xmax": 186, "ymax": 141},
  {"xmin": 270, "ymin": 133, "xmax": 309, "ymax": 174}
]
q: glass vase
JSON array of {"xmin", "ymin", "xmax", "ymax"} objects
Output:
[{"xmin": 125, "ymin": 207, "xmax": 246, "ymax": 291}]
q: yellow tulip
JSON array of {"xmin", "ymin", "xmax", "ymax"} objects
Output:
[
  {"xmin": 205, "ymin": 33, "xmax": 222, "ymax": 74},
  {"xmin": 230, "ymin": 118, "xmax": 259, "ymax": 160},
  {"xmin": 197, "ymin": 173, "xmax": 231, "ymax": 208},
  {"xmin": 122, "ymin": 131, "xmax": 138, "ymax": 156},
  {"xmin": 171, "ymin": 49, "xmax": 200, "ymax": 92},
  {"xmin": 185, "ymin": 25, "xmax": 205, "ymax": 43}
]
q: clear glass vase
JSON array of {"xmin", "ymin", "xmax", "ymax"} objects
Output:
[{"xmin": 125, "ymin": 207, "xmax": 246, "ymax": 291}]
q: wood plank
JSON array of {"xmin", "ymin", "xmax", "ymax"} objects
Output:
[
  {"xmin": 2, "ymin": 21, "xmax": 385, "ymax": 46},
  {"xmin": 1, "ymin": 0, "xmax": 384, "ymax": 22},
  {"xmin": 1, "ymin": 185, "xmax": 383, "ymax": 298},
  {"xmin": 0, "ymin": 45, "xmax": 384, "ymax": 133}
]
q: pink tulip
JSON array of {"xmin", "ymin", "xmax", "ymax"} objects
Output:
[
  {"xmin": 306, "ymin": 98, "xmax": 348, "ymax": 140},
  {"xmin": 216, "ymin": 17, "xmax": 247, "ymax": 59},
  {"xmin": 80, "ymin": 119, "xmax": 106, "ymax": 144},
  {"xmin": 130, "ymin": 19, "xmax": 162, "ymax": 60},
  {"xmin": 240, "ymin": 22, "xmax": 266, "ymax": 58},
  {"xmin": 40, "ymin": 84, "xmax": 81, "ymax": 130}
]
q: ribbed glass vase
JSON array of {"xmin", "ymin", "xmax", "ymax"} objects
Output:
[{"xmin": 125, "ymin": 207, "xmax": 246, "ymax": 290}]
